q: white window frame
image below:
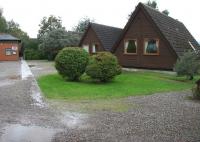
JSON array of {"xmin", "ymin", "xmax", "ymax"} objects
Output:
[
  {"xmin": 92, "ymin": 43, "xmax": 98, "ymax": 53},
  {"xmin": 5, "ymin": 48, "xmax": 12, "ymax": 56},
  {"xmin": 124, "ymin": 39, "xmax": 137, "ymax": 54},
  {"xmin": 144, "ymin": 38, "xmax": 159, "ymax": 55},
  {"xmin": 82, "ymin": 44, "xmax": 89, "ymax": 52}
]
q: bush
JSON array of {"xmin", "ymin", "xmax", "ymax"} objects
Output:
[
  {"xmin": 86, "ymin": 52, "xmax": 121, "ymax": 82},
  {"xmin": 192, "ymin": 79, "xmax": 200, "ymax": 100},
  {"xmin": 55, "ymin": 47, "xmax": 89, "ymax": 81},
  {"xmin": 24, "ymin": 49, "xmax": 46, "ymax": 60},
  {"xmin": 174, "ymin": 50, "xmax": 200, "ymax": 80}
]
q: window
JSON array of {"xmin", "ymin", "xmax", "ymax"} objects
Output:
[
  {"xmin": 124, "ymin": 39, "xmax": 137, "ymax": 54},
  {"xmin": 82, "ymin": 44, "xmax": 89, "ymax": 52},
  {"xmin": 92, "ymin": 43, "xmax": 98, "ymax": 53},
  {"xmin": 5, "ymin": 48, "xmax": 12, "ymax": 56},
  {"xmin": 144, "ymin": 39, "xmax": 159, "ymax": 55}
]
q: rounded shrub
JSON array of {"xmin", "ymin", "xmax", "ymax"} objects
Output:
[
  {"xmin": 55, "ymin": 47, "xmax": 89, "ymax": 81},
  {"xmin": 86, "ymin": 52, "xmax": 122, "ymax": 82},
  {"xmin": 192, "ymin": 79, "xmax": 200, "ymax": 100}
]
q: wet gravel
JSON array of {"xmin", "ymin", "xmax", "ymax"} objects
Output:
[
  {"xmin": 0, "ymin": 60, "xmax": 199, "ymax": 142},
  {"xmin": 53, "ymin": 91, "xmax": 200, "ymax": 142}
]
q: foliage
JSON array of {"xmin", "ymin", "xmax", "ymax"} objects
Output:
[
  {"xmin": 128, "ymin": 1, "xmax": 170, "ymax": 19},
  {"xmin": 39, "ymin": 28, "xmax": 70, "ymax": 60},
  {"xmin": 0, "ymin": 9, "xmax": 7, "ymax": 32},
  {"xmin": 162, "ymin": 10, "xmax": 169, "ymax": 16},
  {"xmin": 86, "ymin": 52, "xmax": 121, "ymax": 82},
  {"xmin": 7, "ymin": 20, "xmax": 30, "ymax": 55},
  {"xmin": 146, "ymin": 0, "xmax": 158, "ymax": 9},
  {"xmin": 37, "ymin": 15, "xmax": 83, "ymax": 60},
  {"xmin": 38, "ymin": 71, "xmax": 194, "ymax": 100},
  {"xmin": 73, "ymin": 17, "xmax": 94, "ymax": 33},
  {"xmin": 37, "ymin": 15, "xmax": 64, "ymax": 42},
  {"xmin": 0, "ymin": 8, "xmax": 29, "ymax": 56},
  {"xmin": 192, "ymin": 79, "xmax": 200, "ymax": 99},
  {"xmin": 24, "ymin": 38, "xmax": 46, "ymax": 60},
  {"xmin": 192, "ymin": 86, "xmax": 200, "ymax": 100},
  {"xmin": 55, "ymin": 47, "xmax": 89, "ymax": 81},
  {"xmin": 174, "ymin": 51, "xmax": 200, "ymax": 80}
]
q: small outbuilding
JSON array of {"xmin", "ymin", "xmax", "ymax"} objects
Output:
[{"xmin": 0, "ymin": 34, "xmax": 21, "ymax": 61}]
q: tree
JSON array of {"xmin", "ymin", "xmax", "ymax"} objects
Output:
[
  {"xmin": 37, "ymin": 15, "xmax": 64, "ymax": 42},
  {"xmin": 0, "ymin": 8, "xmax": 7, "ymax": 32},
  {"xmin": 146, "ymin": 0, "xmax": 158, "ymax": 9},
  {"xmin": 73, "ymin": 17, "xmax": 94, "ymax": 33},
  {"xmin": 128, "ymin": 1, "xmax": 170, "ymax": 19},
  {"xmin": 39, "ymin": 28, "xmax": 70, "ymax": 60},
  {"xmin": 162, "ymin": 10, "xmax": 169, "ymax": 16},
  {"xmin": 6, "ymin": 20, "xmax": 29, "ymax": 56},
  {"xmin": 174, "ymin": 51, "xmax": 200, "ymax": 80},
  {"xmin": 7, "ymin": 20, "xmax": 29, "ymax": 39}
]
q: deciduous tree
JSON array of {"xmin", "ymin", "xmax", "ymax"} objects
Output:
[
  {"xmin": 37, "ymin": 15, "xmax": 64, "ymax": 42},
  {"xmin": 73, "ymin": 17, "xmax": 94, "ymax": 33}
]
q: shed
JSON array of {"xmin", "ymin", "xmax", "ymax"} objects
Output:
[{"xmin": 0, "ymin": 34, "xmax": 21, "ymax": 61}]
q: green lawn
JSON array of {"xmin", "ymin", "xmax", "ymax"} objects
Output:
[{"xmin": 38, "ymin": 71, "xmax": 196, "ymax": 100}]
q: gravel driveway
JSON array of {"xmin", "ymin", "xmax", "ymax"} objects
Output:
[{"xmin": 0, "ymin": 60, "xmax": 199, "ymax": 142}]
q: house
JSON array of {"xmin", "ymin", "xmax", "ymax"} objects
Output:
[
  {"xmin": 0, "ymin": 34, "xmax": 21, "ymax": 61},
  {"xmin": 79, "ymin": 3, "xmax": 200, "ymax": 70},
  {"xmin": 79, "ymin": 23, "xmax": 122, "ymax": 54}
]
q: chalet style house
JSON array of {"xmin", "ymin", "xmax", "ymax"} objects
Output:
[
  {"xmin": 79, "ymin": 3, "xmax": 200, "ymax": 69},
  {"xmin": 0, "ymin": 34, "xmax": 21, "ymax": 61},
  {"xmin": 79, "ymin": 23, "xmax": 122, "ymax": 53}
]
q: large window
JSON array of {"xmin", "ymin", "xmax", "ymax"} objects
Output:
[
  {"xmin": 92, "ymin": 43, "xmax": 98, "ymax": 53},
  {"xmin": 124, "ymin": 39, "xmax": 137, "ymax": 54},
  {"xmin": 82, "ymin": 44, "xmax": 89, "ymax": 52},
  {"xmin": 144, "ymin": 39, "xmax": 159, "ymax": 55},
  {"xmin": 5, "ymin": 48, "xmax": 12, "ymax": 55}
]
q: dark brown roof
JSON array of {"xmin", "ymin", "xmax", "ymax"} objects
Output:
[
  {"xmin": 112, "ymin": 3, "xmax": 200, "ymax": 56},
  {"xmin": 0, "ymin": 34, "xmax": 20, "ymax": 41},
  {"xmin": 79, "ymin": 23, "xmax": 122, "ymax": 51}
]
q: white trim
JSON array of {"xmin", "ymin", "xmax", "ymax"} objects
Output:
[
  {"xmin": 82, "ymin": 44, "xmax": 89, "ymax": 52},
  {"xmin": 188, "ymin": 41, "xmax": 196, "ymax": 51}
]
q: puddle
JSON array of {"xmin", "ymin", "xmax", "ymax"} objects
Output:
[
  {"xmin": 0, "ymin": 124, "xmax": 59, "ymax": 142},
  {"xmin": 21, "ymin": 60, "xmax": 33, "ymax": 80},
  {"xmin": 0, "ymin": 80, "xmax": 15, "ymax": 87},
  {"xmin": 31, "ymin": 80, "xmax": 46, "ymax": 108},
  {"xmin": 61, "ymin": 112, "xmax": 88, "ymax": 128},
  {"xmin": 21, "ymin": 60, "xmax": 46, "ymax": 108}
]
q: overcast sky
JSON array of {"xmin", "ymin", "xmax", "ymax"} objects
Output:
[{"xmin": 0, "ymin": 0, "xmax": 199, "ymax": 41}]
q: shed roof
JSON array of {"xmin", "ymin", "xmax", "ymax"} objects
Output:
[{"xmin": 0, "ymin": 34, "xmax": 20, "ymax": 41}]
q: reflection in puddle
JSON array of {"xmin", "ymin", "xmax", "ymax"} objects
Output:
[
  {"xmin": 0, "ymin": 80, "xmax": 15, "ymax": 87},
  {"xmin": 0, "ymin": 124, "xmax": 59, "ymax": 142},
  {"xmin": 31, "ymin": 79, "xmax": 46, "ymax": 108},
  {"xmin": 61, "ymin": 112, "xmax": 88, "ymax": 128},
  {"xmin": 21, "ymin": 60, "xmax": 33, "ymax": 80}
]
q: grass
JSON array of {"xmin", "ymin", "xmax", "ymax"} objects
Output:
[{"xmin": 37, "ymin": 71, "xmax": 196, "ymax": 101}]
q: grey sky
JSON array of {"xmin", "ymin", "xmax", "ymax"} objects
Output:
[{"xmin": 0, "ymin": 0, "xmax": 199, "ymax": 41}]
